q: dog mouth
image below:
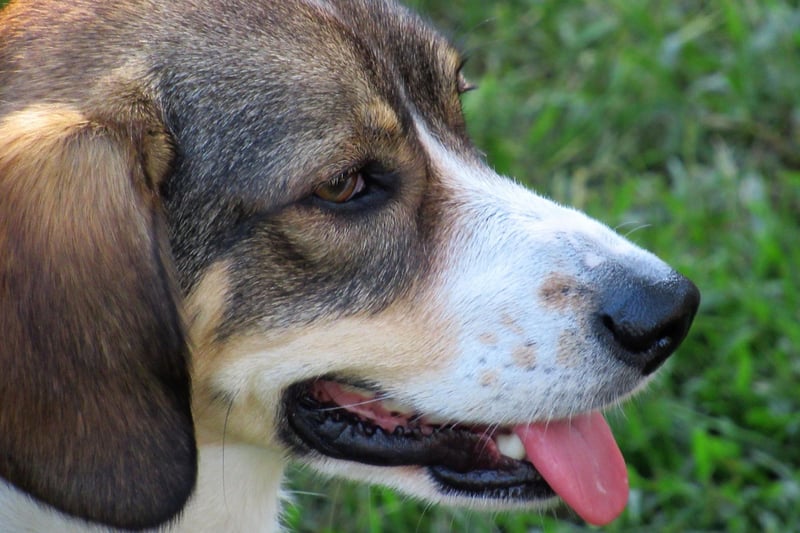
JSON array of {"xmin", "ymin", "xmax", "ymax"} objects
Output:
[{"xmin": 284, "ymin": 378, "xmax": 630, "ymax": 525}]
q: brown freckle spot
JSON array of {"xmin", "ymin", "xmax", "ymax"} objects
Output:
[
  {"xmin": 556, "ymin": 330, "xmax": 583, "ymax": 368},
  {"xmin": 478, "ymin": 332, "xmax": 498, "ymax": 345},
  {"xmin": 539, "ymin": 273, "xmax": 592, "ymax": 312},
  {"xmin": 479, "ymin": 370, "xmax": 499, "ymax": 387},
  {"xmin": 512, "ymin": 343, "xmax": 537, "ymax": 370},
  {"xmin": 500, "ymin": 312, "xmax": 525, "ymax": 336}
]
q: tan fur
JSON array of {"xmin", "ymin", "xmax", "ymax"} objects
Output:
[
  {"xmin": 190, "ymin": 290, "xmax": 459, "ymax": 447},
  {"xmin": 359, "ymin": 100, "xmax": 403, "ymax": 138},
  {"xmin": 185, "ymin": 260, "xmax": 233, "ymax": 361},
  {"xmin": 1, "ymin": 106, "xmax": 150, "ymax": 251}
]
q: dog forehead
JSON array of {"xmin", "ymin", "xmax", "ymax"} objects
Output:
[{"xmin": 157, "ymin": 0, "xmax": 464, "ymax": 201}]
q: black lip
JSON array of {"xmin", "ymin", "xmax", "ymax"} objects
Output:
[
  {"xmin": 429, "ymin": 464, "xmax": 554, "ymax": 500},
  {"xmin": 282, "ymin": 381, "xmax": 555, "ymax": 501}
]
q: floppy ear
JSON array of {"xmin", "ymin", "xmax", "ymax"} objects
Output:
[{"xmin": 0, "ymin": 105, "xmax": 196, "ymax": 530}]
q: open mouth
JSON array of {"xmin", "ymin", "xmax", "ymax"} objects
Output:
[{"xmin": 283, "ymin": 378, "xmax": 630, "ymax": 526}]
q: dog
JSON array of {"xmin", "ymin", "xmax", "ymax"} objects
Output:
[{"xmin": 0, "ymin": 0, "xmax": 700, "ymax": 531}]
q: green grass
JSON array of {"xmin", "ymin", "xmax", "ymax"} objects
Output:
[{"xmin": 287, "ymin": 1, "xmax": 800, "ymax": 532}]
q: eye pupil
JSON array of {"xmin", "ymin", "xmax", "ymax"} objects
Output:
[{"xmin": 314, "ymin": 171, "xmax": 365, "ymax": 203}]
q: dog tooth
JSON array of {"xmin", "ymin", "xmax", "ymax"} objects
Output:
[{"xmin": 496, "ymin": 433, "xmax": 527, "ymax": 460}]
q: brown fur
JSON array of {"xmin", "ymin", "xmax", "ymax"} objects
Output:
[
  {"xmin": 0, "ymin": 1, "xmax": 465, "ymax": 528},
  {"xmin": 0, "ymin": 105, "xmax": 195, "ymax": 529}
]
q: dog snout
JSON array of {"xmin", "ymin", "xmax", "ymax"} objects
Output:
[{"xmin": 598, "ymin": 271, "xmax": 700, "ymax": 375}]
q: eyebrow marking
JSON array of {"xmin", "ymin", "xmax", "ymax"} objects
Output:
[{"xmin": 359, "ymin": 100, "xmax": 401, "ymax": 137}]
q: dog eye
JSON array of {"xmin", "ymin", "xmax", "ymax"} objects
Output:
[{"xmin": 314, "ymin": 170, "xmax": 366, "ymax": 203}]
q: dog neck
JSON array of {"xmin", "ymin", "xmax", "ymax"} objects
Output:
[
  {"xmin": 0, "ymin": 444, "xmax": 287, "ymax": 532},
  {"xmin": 177, "ymin": 444, "xmax": 287, "ymax": 533}
]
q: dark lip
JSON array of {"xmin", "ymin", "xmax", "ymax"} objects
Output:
[{"xmin": 281, "ymin": 379, "xmax": 556, "ymax": 501}]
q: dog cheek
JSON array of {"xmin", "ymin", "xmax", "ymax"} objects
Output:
[{"xmin": 221, "ymin": 201, "xmax": 431, "ymax": 331}]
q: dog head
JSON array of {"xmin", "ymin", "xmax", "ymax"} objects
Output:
[{"xmin": 0, "ymin": 0, "xmax": 699, "ymax": 529}]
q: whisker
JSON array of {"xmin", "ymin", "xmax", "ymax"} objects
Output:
[
  {"xmin": 221, "ymin": 393, "xmax": 237, "ymax": 511},
  {"xmin": 623, "ymin": 223, "xmax": 652, "ymax": 238},
  {"xmin": 284, "ymin": 489, "xmax": 327, "ymax": 498},
  {"xmin": 476, "ymin": 423, "xmax": 501, "ymax": 457},
  {"xmin": 316, "ymin": 395, "xmax": 393, "ymax": 412},
  {"xmin": 416, "ymin": 500, "xmax": 435, "ymax": 533},
  {"xmin": 613, "ymin": 219, "xmax": 643, "ymax": 231},
  {"xmin": 409, "ymin": 413, "xmax": 427, "ymax": 424}
]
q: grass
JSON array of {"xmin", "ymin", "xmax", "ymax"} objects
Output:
[
  {"xmin": 2, "ymin": 0, "xmax": 797, "ymax": 531},
  {"xmin": 286, "ymin": 1, "xmax": 800, "ymax": 532}
]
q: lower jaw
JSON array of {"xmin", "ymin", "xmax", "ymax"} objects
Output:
[{"xmin": 427, "ymin": 464, "xmax": 555, "ymax": 502}]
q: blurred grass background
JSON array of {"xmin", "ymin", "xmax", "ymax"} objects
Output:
[
  {"xmin": 285, "ymin": 1, "xmax": 800, "ymax": 532},
  {"xmin": 2, "ymin": 0, "xmax": 796, "ymax": 531}
]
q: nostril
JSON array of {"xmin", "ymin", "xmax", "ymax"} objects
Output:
[
  {"xmin": 600, "ymin": 272, "xmax": 699, "ymax": 375},
  {"xmin": 603, "ymin": 309, "xmax": 687, "ymax": 357}
]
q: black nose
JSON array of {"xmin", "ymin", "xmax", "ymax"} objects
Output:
[{"xmin": 600, "ymin": 271, "xmax": 700, "ymax": 374}]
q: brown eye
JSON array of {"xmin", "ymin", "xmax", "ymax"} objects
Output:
[{"xmin": 314, "ymin": 170, "xmax": 366, "ymax": 203}]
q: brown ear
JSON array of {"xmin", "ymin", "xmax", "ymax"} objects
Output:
[{"xmin": 0, "ymin": 105, "xmax": 196, "ymax": 530}]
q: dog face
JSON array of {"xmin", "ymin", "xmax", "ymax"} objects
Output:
[{"xmin": 0, "ymin": 0, "xmax": 699, "ymax": 529}]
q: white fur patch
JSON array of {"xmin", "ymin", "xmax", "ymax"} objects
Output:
[{"xmin": 394, "ymin": 121, "xmax": 673, "ymax": 423}]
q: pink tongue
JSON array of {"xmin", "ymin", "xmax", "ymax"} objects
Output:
[{"xmin": 514, "ymin": 412, "xmax": 629, "ymax": 526}]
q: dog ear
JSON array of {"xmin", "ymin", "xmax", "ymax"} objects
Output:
[{"xmin": 0, "ymin": 105, "xmax": 196, "ymax": 530}]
